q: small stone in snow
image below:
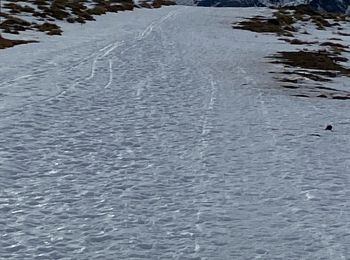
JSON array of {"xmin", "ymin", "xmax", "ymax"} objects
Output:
[{"xmin": 325, "ymin": 125, "xmax": 333, "ymax": 131}]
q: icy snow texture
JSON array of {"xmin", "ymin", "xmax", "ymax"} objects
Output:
[{"xmin": 1, "ymin": 6, "xmax": 350, "ymax": 260}]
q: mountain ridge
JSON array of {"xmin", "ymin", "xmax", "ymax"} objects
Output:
[{"xmin": 195, "ymin": 0, "xmax": 350, "ymax": 13}]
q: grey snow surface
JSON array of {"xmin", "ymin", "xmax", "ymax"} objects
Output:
[{"xmin": 1, "ymin": 6, "xmax": 350, "ymax": 260}]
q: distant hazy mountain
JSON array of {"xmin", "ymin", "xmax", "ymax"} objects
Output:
[{"xmin": 194, "ymin": 0, "xmax": 350, "ymax": 13}]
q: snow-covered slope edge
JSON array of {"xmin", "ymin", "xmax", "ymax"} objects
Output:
[
  {"xmin": 0, "ymin": 0, "xmax": 176, "ymax": 49},
  {"xmin": 233, "ymin": 5, "xmax": 350, "ymax": 99}
]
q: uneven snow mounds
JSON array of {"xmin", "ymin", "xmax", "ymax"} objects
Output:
[{"xmin": 1, "ymin": 6, "xmax": 350, "ymax": 260}]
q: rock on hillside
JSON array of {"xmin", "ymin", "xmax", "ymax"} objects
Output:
[{"xmin": 195, "ymin": 0, "xmax": 350, "ymax": 13}]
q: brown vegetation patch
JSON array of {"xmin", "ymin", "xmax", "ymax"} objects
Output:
[
  {"xmin": 286, "ymin": 5, "xmax": 347, "ymax": 27},
  {"xmin": 279, "ymin": 77, "xmax": 301, "ymax": 84},
  {"xmin": 138, "ymin": 1, "xmax": 152, "ymax": 8},
  {"xmin": 271, "ymin": 50, "xmax": 350, "ymax": 100},
  {"xmin": 279, "ymin": 38, "xmax": 318, "ymax": 45},
  {"xmin": 33, "ymin": 0, "xmax": 49, "ymax": 6},
  {"xmin": 4, "ymin": 3, "xmax": 36, "ymax": 14},
  {"xmin": 272, "ymin": 50, "xmax": 350, "ymax": 75},
  {"xmin": 0, "ymin": 35, "xmax": 37, "ymax": 49},
  {"xmin": 320, "ymin": 41, "xmax": 349, "ymax": 49},
  {"xmin": 291, "ymin": 91, "xmax": 350, "ymax": 100},
  {"xmin": 87, "ymin": 5, "xmax": 108, "ymax": 15},
  {"xmin": 241, "ymin": 6, "xmax": 350, "ymax": 101},
  {"xmin": 35, "ymin": 22, "xmax": 62, "ymax": 35},
  {"xmin": 160, "ymin": 0, "xmax": 177, "ymax": 6},
  {"xmin": 0, "ymin": 16, "xmax": 32, "ymax": 34},
  {"xmin": 234, "ymin": 5, "xmax": 345, "ymax": 36},
  {"xmin": 233, "ymin": 13, "xmax": 295, "ymax": 36}
]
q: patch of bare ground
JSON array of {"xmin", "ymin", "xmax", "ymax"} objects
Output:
[
  {"xmin": 233, "ymin": 13, "xmax": 295, "ymax": 36},
  {"xmin": 35, "ymin": 22, "xmax": 62, "ymax": 35},
  {"xmin": 272, "ymin": 50, "xmax": 350, "ymax": 99},
  {"xmin": 287, "ymin": 5, "xmax": 347, "ymax": 29},
  {"xmin": 320, "ymin": 41, "xmax": 349, "ymax": 49},
  {"xmin": 0, "ymin": 34, "xmax": 37, "ymax": 49},
  {"xmin": 278, "ymin": 38, "xmax": 318, "ymax": 45},
  {"xmin": 0, "ymin": 15, "xmax": 32, "ymax": 34},
  {"xmin": 271, "ymin": 50, "xmax": 350, "ymax": 75},
  {"xmin": 271, "ymin": 50, "xmax": 350, "ymax": 99},
  {"xmin": 233, "ymin": 5, "xmax": 345, "ymax": 36}
]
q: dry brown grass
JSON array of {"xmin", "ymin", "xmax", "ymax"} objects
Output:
[
  {"xmin": 320, "ymin": 41, "xmax": 349, "ymax": 48},
  {"xmin": 35, "ymin": 22, "xmax": 62, "ymax": 35},
  {"xmin": 0, "ymin": 35, "xmax": 37, "ymax": 49},
  {"xmin": 279, "ymin": 38, "xmax": 318, "ymax": 45},
  {"xmin": 233, "ymin": 13, "xmax": 295, "ymax": 36},
  {"xmin": 235, "ymin": 5, "xmax": 345, "ymax": 36},
  {"xmin": 272, "ymin": 50, "xmax": 350, "ymax": 75},
  {"xmin": 0, "ymin": 16, "xmax": 32, "ymax": 34}
]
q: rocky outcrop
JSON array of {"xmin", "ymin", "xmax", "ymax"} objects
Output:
[{"xmin": 195, "ymin": 0, "xmax": 350, "ymax": 13}]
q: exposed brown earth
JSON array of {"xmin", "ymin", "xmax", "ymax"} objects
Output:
[
  {"xmin": 0, "ymin": 34, "xmax": 37, "ymax": 49},
  {"xmin": 271, "ymin": 50, "xmax": 350, "ymax": 75}
]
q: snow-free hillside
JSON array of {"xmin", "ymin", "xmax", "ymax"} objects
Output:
[{"xmin": 1, "ymin": 5, "xmax": 350, "ymax": 260}]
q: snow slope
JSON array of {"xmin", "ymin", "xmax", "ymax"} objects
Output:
[{"xmin": 1, "ymin": 6, "xmax": 350, "ymax": 259}]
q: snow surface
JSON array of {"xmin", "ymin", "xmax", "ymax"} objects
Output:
[{"xmin": 1, "ymin": 6, "xmax": 350, "ymax": 259}]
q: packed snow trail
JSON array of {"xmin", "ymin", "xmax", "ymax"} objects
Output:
[{"xmin": 1, "ymin": 6, "xmax": 350, "ymax": 259}]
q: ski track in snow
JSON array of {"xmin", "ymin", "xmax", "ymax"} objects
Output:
[
  {"xmin": 136, "ymin": 9, "xmax": 179, "ymax": 40},
  {"xmin": 0, "ymin": 10, "xmax": 181, "ymax": 117},
  {"xmin": 104, "ymin": 59, "xmax": 113, "ymax": 89},
  {"xmin": 1, "ymin": 6, "xmax": 350, "ymax": 260}
]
